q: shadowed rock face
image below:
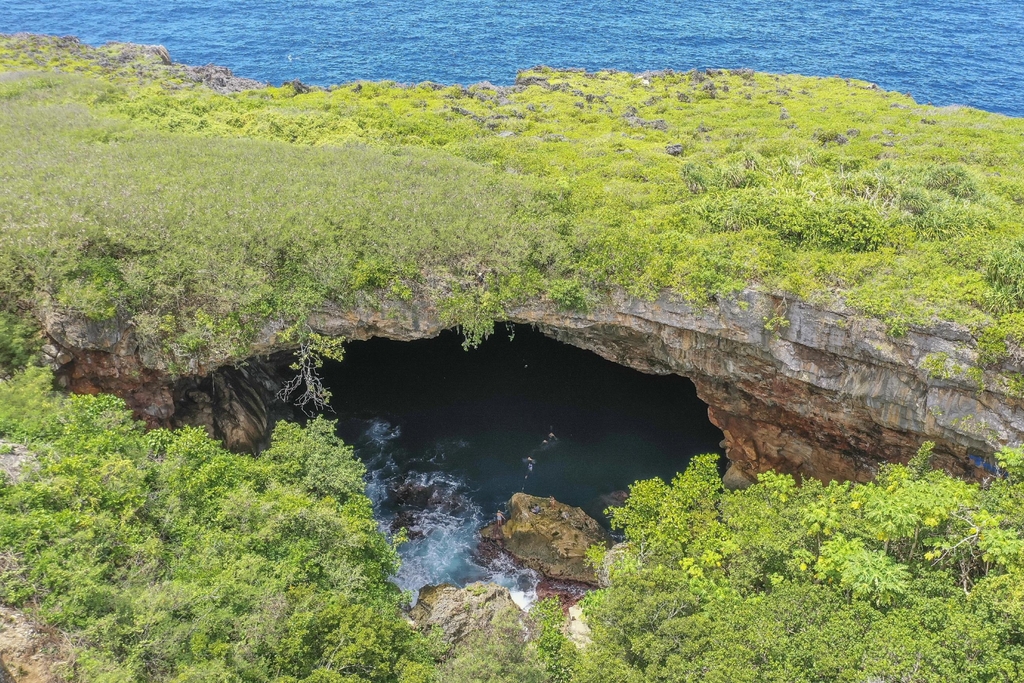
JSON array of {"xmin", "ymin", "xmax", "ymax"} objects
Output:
[{"xmin": 39, "ymin": 287, "xmax": 1024, "ymax": 482}]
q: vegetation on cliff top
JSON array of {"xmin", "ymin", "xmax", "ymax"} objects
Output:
[{"xmin": 2, "ymin": 33, "xmax": 1024, "ymax": 367}]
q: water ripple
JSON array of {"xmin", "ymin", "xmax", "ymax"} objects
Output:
[{"xmin": 5, "ymin": 0, "xmax": 1022, "ymax": 115}]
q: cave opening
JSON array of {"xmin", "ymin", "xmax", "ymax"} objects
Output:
[{"xmin": 315, "ymin": 323, "xmax": 725, "ymax": 603}]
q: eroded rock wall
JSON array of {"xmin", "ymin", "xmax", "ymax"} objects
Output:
[{"xmin": 40, "ymin": 289, "xmax": 1024, "ymax": 482}]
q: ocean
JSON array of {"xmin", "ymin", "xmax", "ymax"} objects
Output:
[{"xmin": 4, "ymin": 0, "xmax": 1023, "ymax": 116}]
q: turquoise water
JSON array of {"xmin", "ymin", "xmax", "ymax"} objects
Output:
[{"xmin": 5, "ymin": 1, "xmax": 1023, "ymax": 116}]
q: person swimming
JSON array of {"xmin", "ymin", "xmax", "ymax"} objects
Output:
[{"xmin": 526, "ymin": 456, "xmax": 535, "ymax": 472}]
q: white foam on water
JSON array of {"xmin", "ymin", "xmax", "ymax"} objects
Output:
[
  {"xmin": 479, "ymin": 551, "xmax": 540, "ymax": 610},
  {"xmin": 356, "ymin": 420, "xmax": 541, "ymax": 609}
]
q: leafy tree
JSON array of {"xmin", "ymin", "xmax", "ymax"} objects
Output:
[
  {"xmin": 530, "ymin": 598, "xmax": 578, "ymax": 683},
  {"xmin": 579, "ymin": 450, "xmax": 1024, "ymax": 681},
  {"xmin": 0, "ymin": 371, "xmax": 433, "ymax": 682},
  {"xmin": 0, "ymin": 311, "xmax": 41, "ymax": 378}
]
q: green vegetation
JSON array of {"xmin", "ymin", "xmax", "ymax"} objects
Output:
[
  {"xmin": 568, "ymin": 450, "xmax": 1024, "ymax": 682},
  {"xmin": 0, "ymin": 369, "xmax": 435, "ymax": 682},
  {"xmin": 439, "ymin": 607, "xmax": 549, "ymax": 683},
  {"xmin": 7, "ymin": 364, "xmax": 1024, "ymax": 680},
  {"xmin": 0, "ymin": 311, "xmax": 42, "ymax": 378},
  {"xmin": 2, "ymin": 34, "xmax": 1024, "ymax": 362},
  {"xmin": 5, "ymin": 32, "xmax": 1024, "ymax": 682}
]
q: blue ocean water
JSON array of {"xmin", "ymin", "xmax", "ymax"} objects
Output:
[{"xmin": 4, "ymin": 0, "xmax": 1023, "ymax": 116}]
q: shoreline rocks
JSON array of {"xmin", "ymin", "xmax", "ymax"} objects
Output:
[{"xmin": 482, "ymin": 493, "xmax": 611, "ymax": 585}]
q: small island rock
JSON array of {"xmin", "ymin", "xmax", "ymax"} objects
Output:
[{"xmin": 483, "ymin": 493, "xmax": 611, "ymax": 584}]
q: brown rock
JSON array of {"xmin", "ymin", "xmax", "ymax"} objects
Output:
[
  {"xmin": 0, "ymin": 606, "xmax": 68, "ymax": 683},
  {"xmin": 407, "ymin": 583, "xmax": 520, "ymax": 646},
  {"xmin": 485, "ymin": 494, "xmax": 611, "ymax": 585},
  {"xmin": 722, "ymin": 463, "xmax": 757, "ymax": 490}
]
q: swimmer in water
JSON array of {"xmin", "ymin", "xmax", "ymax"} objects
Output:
[{"xmin": 527, "ymin": 456, "xmax": 535, "ymax": 472}]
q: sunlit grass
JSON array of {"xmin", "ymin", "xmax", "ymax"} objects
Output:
[{"xmin": 2, "ymin": 33, "xmax": 1023, "ymax": 365}]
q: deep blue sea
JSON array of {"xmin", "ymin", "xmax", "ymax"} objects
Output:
[{"xmin": 5, "ymin": 1, "xmax": 1023, "ymax": 116}]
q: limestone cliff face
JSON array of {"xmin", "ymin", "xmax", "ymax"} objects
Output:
[{"xmin": 40, "ymin": 289, "xmax": 1024, "ymax": 482}]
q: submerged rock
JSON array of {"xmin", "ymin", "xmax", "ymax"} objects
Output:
[
  {"xmin": 594, "ymin": 489, "xmax": 629, "ymax": 514},
  {"xmin": 407, "ymin": 582, "xmax": 520, "ymax": 645},
  {"xmin": 483, "ymin": 493, "xmax": 611, "ymax": 585}
]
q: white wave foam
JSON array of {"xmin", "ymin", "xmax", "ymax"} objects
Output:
[{"xmin": 356, "ymin": 422, "xmax": 541, "ymax": 609}]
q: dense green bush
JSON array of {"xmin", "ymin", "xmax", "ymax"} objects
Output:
[
  {"xmin": 0, "ymin": 311, "xmax": 41, "ymax": 378},
  {"xmin": 573, "ymin": 449, "xmax": 1024, "ymax": 682},
  {"xmin": 0, "ymin": 370, "xmax": 433, "ymax": 682},
  {"xmin": 986, "ymin": 237, "xmax": 1024, "ymax": 312}
]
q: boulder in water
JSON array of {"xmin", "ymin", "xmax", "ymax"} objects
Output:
[
  {"xmin": 483, "ymin": 493, "xmax": 611, "ymax": 585},
  {"xmin": 407, "ymin": 582, "xmax": 521, "ymax": 646}
]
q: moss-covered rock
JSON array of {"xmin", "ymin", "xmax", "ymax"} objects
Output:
[{"xmin": 485, "ymin": 493, "xmax": 611, "ymax": 584}]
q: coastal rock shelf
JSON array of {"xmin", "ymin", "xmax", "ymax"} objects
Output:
[{"xmin": 42, "ymin": 287, "xmax": 1024, "ymax": 483}]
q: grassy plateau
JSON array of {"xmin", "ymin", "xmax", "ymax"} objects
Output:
[{"xmin": 1, "ymin": 33, "xmax": 1023, "ymax": 371}]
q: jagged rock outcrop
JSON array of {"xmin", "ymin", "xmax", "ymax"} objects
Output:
[
  {"xmin": 0, "ymin": 607, "xmax": 67, "ymax": 683},
  {"xmin": 0, "ymin": 442, "xmax": 35, "ymax": 485},
  {"xmin": 482, "ymin": 494, "xmax": 611, "ymax": 584},
  {"xmin": 40, "ymin": 309, "xmax": 289, "ymax": 452},
  {"xmin": 38, "ymin": 288, "xmax": 1024, "ymax": 481},
  {"xmin": 407, "ymin": 583, "xmax": 520, "ymax": 645},
  {"xmin": 172, "ymin": 360, "xmax": 290, "ymax": 452}
]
